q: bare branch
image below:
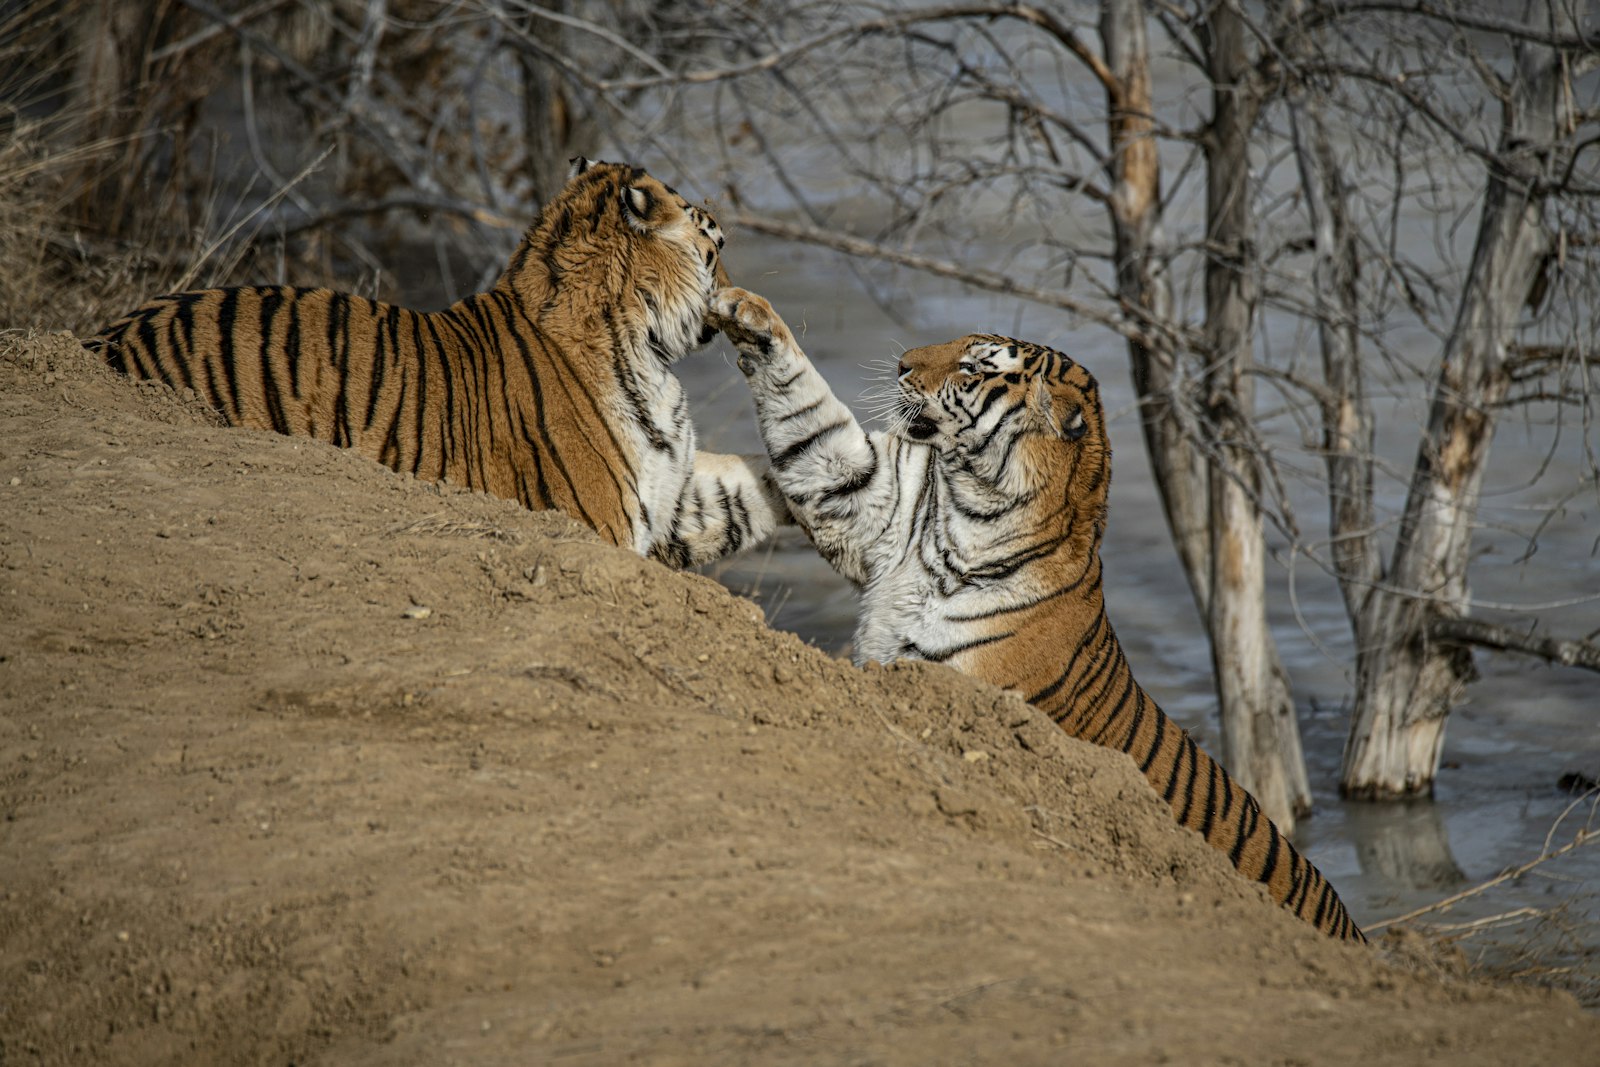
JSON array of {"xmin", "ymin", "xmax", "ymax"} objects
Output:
[
  {"xmin": 590, "ymin": 3, "xmax": 1121, "ymax": 97},
  {"xmin": 728, "ymin": 209, "xmax": 1197, "ymax": 350},
  {"xmin": 1301, "ymin": 2, "xmax": 1600, "ymax": 51},
  {"xmin": 1429, "ymin": 616, "xmax": 1600, "ymax": 673}
]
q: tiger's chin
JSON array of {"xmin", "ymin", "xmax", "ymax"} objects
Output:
[{"xmin": 903, "ymin": 414, "xmax": 940, "ymax": 441}]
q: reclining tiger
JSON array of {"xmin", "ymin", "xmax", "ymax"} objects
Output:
[
  {"xmin": 88, "ymin": 159, "xmax": 786, "ymax": 569},
  {"xmin": 708, "ymin": 286, "xmax": 1365, "ymax": 942}
]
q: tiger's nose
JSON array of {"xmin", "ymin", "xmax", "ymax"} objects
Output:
[{"xmin": 897, "ymin": 361, "xmax": 913, "ymax": 381}]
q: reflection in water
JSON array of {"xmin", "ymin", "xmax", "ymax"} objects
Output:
[{"xmin": 1343, "ymin": 800, "xmax": 1466, "ymax": 891}]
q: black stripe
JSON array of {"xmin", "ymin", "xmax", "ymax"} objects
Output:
[
  {"xmin": 1256, "ymin": 810, "xmax": 1282, "ymax": 886},
  {"xmin": 216, "ymin": 289, "xmax": 242, "ymax": 420},
  {"xmin": 919, "ymin": 630, "xmax": 1012, "ymax": 664},
  {"xmin": 258, "ymin": 288, "xmax": 290, "ymax": 434},
  {"xmin": 1088, "ymin": 668, "xmax": 1137, "ymax": 746},
  {"xmin": 284, "ymin": 290, "xmax": 304, "ymax": 401},
  {"xmin": 1230, "ymin": 799, "xmax": 1260, "ymax": 867},
  {"xmin": 520, "ymin": 300, "xmax": 637, "ymax": 511},
  {"xmin": 818, "ymin": 450, "xmax": 878, "ymax": 503},
  {"xmin": 1139, "ymin": 713, "xmax": 1170, "ymax": 773},
  {"xmin": 420, "ymin": 313, "xmax": 460, "ymax": 481},
  {"xmin": 405, "ymin": 310, "xmax": 430, "ymax": 474},
  {"xmin": 772, "ymin": 418, "xmax": 850, "ymax": 470},
  {"xmin": 160, "ymin": 297, "xmax": 200, "ymax": 397},
  {"xmin": 1173, "ymin": 735, "xmax": 1203, "ymax": 824},
  {"xmin": 1196, "ymin": 754, "xmax": 1221, "ymax": 841},
  {"xmin": 513, "ymin": 326, "xmax": 601, "ymax": 529},
  {"xmin": 1160, "ymin": 729, "xmax": 1190, "ymax": 803},
  {"xmin": 968, "ymin": 398, "xmax": 1025, "ymax": 456},
  {"xmin": 99, "ymin": 325, "xmax": 128, "ymax": 373},
  {"xmin": 135, "ymin": 312, "xmax": 171, "ymax": 388},
  {"xmin": 445, "ymin": 302, "xmax": 491, "ymax": 487},
  {"xmin": 608, "ymin": 314, "xmax": 669, "ymax": 453},
  {"xmin": 778, "ymin": 395, "xmax": 828, "ymax": 424},
  {"xmin": 1114, "ymin": 689, "xmax": 1148, "ymax": 757},
  {"xmin": 1280, "ymin": 851, "xmax": 1305, "ymax": 908},
  {"xmin": 363, "ymin": 302, "xmax": 395, "ymax": 431},
  {"xmin": 1312, "ymin": 881, "xmax": 1334, "ymax": 930},
  {"xmin": 966, "ymin": 534, "xmax": 1066, "ymax": 582},
  {"xmin": 1032, "ymin": 612, "xmax": 1106, "ymax": 709},
  {"xmin": 971, "ymin": 381, "xmax": 1010, "ymax": 422}
]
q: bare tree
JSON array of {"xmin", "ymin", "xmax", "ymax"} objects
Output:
[
  {"xmin": 7, "ymin": 0, "xmax": 1597, "ymax": 821},
  {"xmin": 1311, "ymin": 0, "xmax": 1600, "ymax": 798}
]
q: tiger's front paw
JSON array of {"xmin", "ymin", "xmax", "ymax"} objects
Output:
[{"xmin": 708, "ymin": 287, "xmax": 793, "ymax": 363}]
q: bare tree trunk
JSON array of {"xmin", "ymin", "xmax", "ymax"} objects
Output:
[
  {"xmin": 67, "ymin": 0, "xmax": 169, "ymax": 232},
  {"xmin": 515, "ymin": 1, "xmax": 573, "ymax": 208},
  {"xmin": 1104, "ymin": 0, "xmax": 1309, "ymax": 826},
  {"xmin": 1283, "ymin": 18, "xmax": 1380, "ymax": 627},
  {"xmin": 1195, "ymin": 0, "xmax": 1308, "ymax": 830},
  {"xmin": 1099, "ymin": 0, "xmax": 1209, "ymax": 617},
  {"xmin": 1341, "ymin": 6, "xmax": 1568, "ymax": 798}
]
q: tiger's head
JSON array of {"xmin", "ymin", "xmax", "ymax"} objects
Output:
[
  {"xmin": 507, "ymin": 158, "xmax": 729, "ymax": 360},
  {"xmin": 894, "ymin": 334, "xmax": 1109, "ymax": 533}
]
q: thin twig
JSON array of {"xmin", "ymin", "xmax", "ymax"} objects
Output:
[
  {"xmin": 172, "ymin": 145, "xmax": 336, "ymax": 293},
  {"xmin": 1368, "ymin": 828, "xmax": 1597, "ymax": 932}
]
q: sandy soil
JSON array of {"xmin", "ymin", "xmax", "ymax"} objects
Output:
[{"xmin": 1, "ymin": 330, "xmax": 1595, "ymax": 1065}]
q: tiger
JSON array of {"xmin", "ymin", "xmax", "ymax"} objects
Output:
[
  {"xmin": 88, "ymin": 158, "xmax": 787, "ymax": 569},
  {"xmin": 707, "ymin": 286, "xmax": 1365, "ymax": 943}
]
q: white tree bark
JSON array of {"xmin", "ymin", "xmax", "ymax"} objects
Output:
[
  {"xmin": 1099, "ymin": 0, "xmax": 1209, "ymax": 616},
  {"xmin": 1194, "ymin": 0, "xmax": 1309, "ymax": 829},
  {"xmin": 1283, "ymin": 21, "xmax": 1380, "ymax": 626},
  {"xmin": 1099, "ymin": 0, "xmax": 1312, "ymax": 828},
  {"xmin": 1341, "ymin": 4, "xmax": 1571, "ymax": 798}
]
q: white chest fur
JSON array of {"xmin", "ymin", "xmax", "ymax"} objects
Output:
[
  {"xmin": 849, "ymin": 463, "xmax": 1041, "ymax": 666},
  {"xmin": 854, "ymin": 559, "xmax": 942, "ymax": 664},
  {"xmin": 621, "ymin": 360, "xmax": 696, "ymax": 555}
]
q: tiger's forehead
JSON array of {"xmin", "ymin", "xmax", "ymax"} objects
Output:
[
  {"xmin": 900, "ymin": 334, "xmax": 1096, "ymax": 389},
  {"xmin": 568, "ymin": 162, "xmax": 694, "ymax": 209},
  {"xmin": 965, "ymin": 335, "xmax": 1094, "ymax": 386}
]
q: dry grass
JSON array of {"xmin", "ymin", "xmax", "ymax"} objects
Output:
[
  {"xmin": 0, "ymin": 114, "xmax": 236, "ymax": 334},
  {"xmin": 1374, "ymin": 791, "xmax": 1600, "ymax": 1008},
  {"xmin": 386, "ymin": 514, "xmax": 527, "ymax": 543}
]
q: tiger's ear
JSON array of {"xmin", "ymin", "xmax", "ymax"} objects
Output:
[
  {"xmin": 1034, "ymin": 378, "xmax": 1087, "ymax": 441},
  {"xmin": 568, "ymin": 156, "xmax": 598, "ymax": 179},
  {"xmin": 620, "ymin": 184, "xmax": 658, "ymax": 233},
  {"xmin": 1060, "ymin": 405, "xmax": 1088, "ymax": 441}
]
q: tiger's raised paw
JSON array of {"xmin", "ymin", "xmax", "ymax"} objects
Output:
[{"xmin": 708, "ymin": 287, "xmax": 795, "ymax": 363}]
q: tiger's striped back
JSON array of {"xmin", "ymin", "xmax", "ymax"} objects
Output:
[
  {"xmin": 91, "ymin": 160, "xmax": 786, "ymax": 567},
  {"xmin": 711, "ymin": 290, "xmax": 1366, "ymax": 942},
  {"xmin": 98, "ymin": 285, "xmax": 638, "ymax": 542}
]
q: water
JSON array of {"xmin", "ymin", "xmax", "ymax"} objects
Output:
[{"xmin": 677, "ymin": 231, "xmax": 1600, "ymax": 973}]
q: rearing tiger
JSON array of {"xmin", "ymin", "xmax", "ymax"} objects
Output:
[
  {"xmin": 709, "ymin": 286, "xmax": 1365, "ymax": 942},
  {"xmin": 88, "ymin": 159, "xmax": 787, "ymax": 568}
]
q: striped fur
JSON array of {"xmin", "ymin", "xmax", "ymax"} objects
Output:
[
  {"xmin": 89, "ymin": 159, "xmax": 787, "ymax": 568},
  {"xmin": 710, "ymin": 286, "xmax": 1366, "ymax": 942}
]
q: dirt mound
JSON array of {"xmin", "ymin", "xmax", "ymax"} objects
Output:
[{"xmin": 2, "ymin": 332, "xmax": 1593, "ymax": 1064}]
